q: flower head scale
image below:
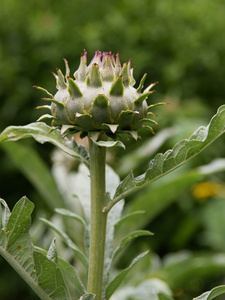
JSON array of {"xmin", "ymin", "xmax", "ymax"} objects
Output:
[{"xmin": 36, "ymin": 51, "xmax": 164, "ymax": 140}]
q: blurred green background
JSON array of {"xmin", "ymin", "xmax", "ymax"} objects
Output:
[{"xmin": 1, "ymin": 0, "xmax": 225, "ymax": 299}]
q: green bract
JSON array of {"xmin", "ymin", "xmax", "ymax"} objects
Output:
[{"xmin": 36, "ymin": 51, "xmax": 163, "ymax": 138}]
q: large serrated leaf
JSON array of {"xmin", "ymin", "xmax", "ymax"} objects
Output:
[
  {"xmin": 106, "ymin": 105, "xmax": 225, "ymax": 210},
  {"xmin": 193, "ymin": 285, "xmax": 225, "ymax": 300},
  {"xmin": 0, "ymin": 122, "xmax": 90, "ymax": 167},
  {"xmin": 0, "ymin": 197, "xmax": 71, "ymax": 300},
  {"xmin": 105, "ymin": 251, "xmax": 149, "ymax": 299}
]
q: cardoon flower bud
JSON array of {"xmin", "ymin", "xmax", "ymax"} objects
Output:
[{"xmin": 36, "ymin": 51, "xmax": 163, "ymax": 139}]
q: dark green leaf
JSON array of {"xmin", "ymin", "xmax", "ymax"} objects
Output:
[
  {"xmin": 0, "ymin": 197, "xmax": 71, "ymax": 300},
  {"xmin": 113, "ymin": 230, "xmax": 153, "ymax": 260},
  {"xmin": 35, "ymin": 246, "xmax": 86, "ymax": 296},
  {"xmin": 34, "ymin": 250, "xmax": 71, "ymax": 300},
  {"xmin": 0, "ymin": 122, "xmax": 90, "ymax": 167}
]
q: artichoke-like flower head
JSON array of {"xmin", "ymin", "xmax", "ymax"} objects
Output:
[{"xmin": 36, "ymin": 51, "xmax": 162, "ymax": 139}]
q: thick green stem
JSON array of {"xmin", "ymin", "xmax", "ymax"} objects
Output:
[{"xmin": 87, "ymin": 137, "xmax": 107, "ymax": 300}]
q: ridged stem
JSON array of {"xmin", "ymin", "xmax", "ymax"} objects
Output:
[{"xmin": 87, "ymin": 137, "xmax": 107, "ymax": 300}]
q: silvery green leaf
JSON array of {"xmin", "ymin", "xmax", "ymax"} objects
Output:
[
  {"xmin": 106, "ymin": 105, "xmax": 225, "ymax": 211},
  {"xmin": 90, "ymin": 137, "xmax": 125, "ymax": 149},
  {"xmin": 79, "ymin": 294, "xmax": 95, "ymax": 300},
  {"xmin": 47, "ymin": 238, "xmax": 58, "ymax": 263},
  {"xmin": 52, "ymin": 163, "xmax": 91, "ymax": 256},
  {"xmin": 103, "ymin": 166, "xmax": 125, "ymax": 295},
  {"xmin": 193, "ymin": 285, "xmax": 225, "ymax": 300},
  {"xmin": 0, "ymin": 198, "xmax": 11, "ymax": 229},
  {"xmin": 0, "ymin": 122, "xmax": 90, "ymax": 167},
  {"xmin": 110, "ymin": 278, "xmax": 173, "ymax": 300}
]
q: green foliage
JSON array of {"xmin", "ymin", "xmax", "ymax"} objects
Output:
[
  {"xmin": 1, "ymin": 104, "xmax": 225, "ymax": 299},
  {"xmin": 0, "ymin": 197, "xmax": 71, "ymax": 300},
  {"xmin": 1, "ymin": 1, "xmax": 225, "ymax": 297}
]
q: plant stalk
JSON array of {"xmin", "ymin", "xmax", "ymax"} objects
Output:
[{"xmin": 87, "ymin": 137, "xmax": 107, "ymax": 300}]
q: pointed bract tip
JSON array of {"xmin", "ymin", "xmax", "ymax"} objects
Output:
[
  {"xmin": 82, "ymin": 50, "xmax": 87, "ymax": 61},
  {"xmin": 148, "ymin": 111, "xmax": 157, "ymax": 117},
  {"xmin": 63, "ymin": 58, "xmax": 70, "ymax": 77},
  {"xmin": 87, "ymin": 63, "xmax": 102, "ymax": 87},
  {"xmin": 52, "ymin": 71, "xmax": 57, "ymax": 78},
  {"xmin": 89, "ymin": 51, "xmax": 102, "ymax": 67},
  {"xmin": 109, "ymin": 76, "xmax": 124, "ymax": 96},
  {"xmin": 115, "ymin": 53, "xmax": 120, "ymax": 63}
]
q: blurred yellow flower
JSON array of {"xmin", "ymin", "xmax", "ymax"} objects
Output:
[{"xmin": 192, "ymin": 181, "xmax": 224, "ymax": 202}]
